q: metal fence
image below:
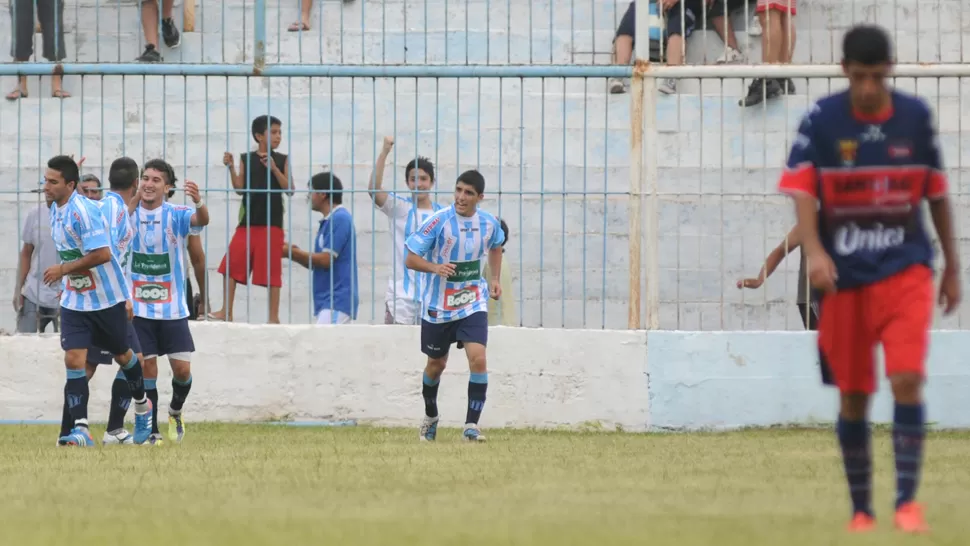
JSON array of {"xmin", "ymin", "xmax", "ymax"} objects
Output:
[{"xmin": 2, "ymin": 0, "xmax": 968, "ymax": 333}]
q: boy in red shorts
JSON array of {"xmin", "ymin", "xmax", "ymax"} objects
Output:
[
  {"xmin": 212, "ymin": 115, "xmax": 293, "ymax": 322},
  {"xmin": 779, "ymin": 25, "xmax": 961, "ymax": 534}
]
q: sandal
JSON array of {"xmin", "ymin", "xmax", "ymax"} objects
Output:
[
  {"xmin": 52, "ymin": 89, "xmax": 71, "ymax": 99},
  {"xmin": 5, "ymin": 88, "xmax": 27, "ymax": 101},
  {"xmin": 287, "ymin": 21, "xmax": 310, "ymax": 32}
]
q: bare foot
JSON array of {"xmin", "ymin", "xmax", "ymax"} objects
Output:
[
  {"xmin": 5, "ymin": 87, "xmax": 27, "ymax": 101},
  {"xmin": 207, "ymin": 309, "xmax": 227, "ymax": 321}
]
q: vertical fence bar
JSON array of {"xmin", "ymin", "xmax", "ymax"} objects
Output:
[
  {"xmin": 627, "ymin": 0, "xmax": 646, "ymax": 329},
  {"xmin": 254, "ymin": 0, "xmax": 267, "ymax": 70}
]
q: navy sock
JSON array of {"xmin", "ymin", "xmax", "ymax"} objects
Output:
[
  {"xmin": 59, "ymin": 383, "xmax": 73, "ymax": 437},
  {"xmin": 893, "ymin": 403, "xmax": 926, "ymax": 509},
  {"xmin": 65, "ymin": 369, "xmax": 89, "ymax": 428},
  {"xmin": 120, "ymin": 352, "xmax": 146, "ymax": 401},
  {"xmin": 107, "ymin": 370, "xmax": 132, "ymax": 432},
  {"xmin": 170, "ymin": 376, "xmax": 193, "ymax": 412},
  {"xmin": 145, "ymin": 379, "xmax": 159, "ymax": 434},
  {"xmin": 465, "ymin": 372, "xmax": 488, "ymax": 425},
  {"xmin": 837, "ymin": 417, "xmax": 872, "ymax": 516},
  {"xmin": 422, "ymin": 373, "xmax": 440, "ymax": 418}
]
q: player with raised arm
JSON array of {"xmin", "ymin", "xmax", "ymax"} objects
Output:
[
  {"xmin": 129, "ymin": 159, "xmax": 209, "ymax": 444},
  {"xmin": 43, "ymin": 155, "xmax": 154, "ymax": 447},
  {"xmin": 778, "ymin": 25, "xmax": 961, "ymax": 533},
  {"xmin": 368, "ymin": 136, "xmax": 443, "ymax": 324},
  {"xmin": 404, "ymin": 170, "xmax": 504, "ymax": 443}
]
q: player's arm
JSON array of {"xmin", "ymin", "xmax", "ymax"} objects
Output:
[
  {"xmin": 285, "ymin": 245, "xmax": 332, "ymax": 269},
  {"xmin": 281, "ymin": 156, "xmax": 295, "ymax": 196},
  {"xmin": 187, "ymin": 234, "xmax": 209, "ymax": 310},
  {"xmin": 283, "ymin": 214, "xmax": 352, "ymax": 270},
  {"xmin": 183, "ymin": 181, "xmax": 210, "ymax": 227},
  {"xmin": 738, "ymin": 225, "xmax": 801, "ymax": 289},
  {"xmin": 486, "ymin": 218, "xmax": 506, "ymax": 284},
  {"xmin": 921, "ymin": 103, "xmax": 962, "ymax": 313},
  {"xmin": 368, "ymin": 136, "xmax": 395, "ymax": 208},
  {"xmin": 404, "ymin": 213, "xmax": 454, "ymax": 276}
]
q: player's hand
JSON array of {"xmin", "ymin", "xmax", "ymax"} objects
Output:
[
  {"xmin": 281, "ymin": 242, "xmax": 294, "ymax": 256},
  {"xmin": 184, "ymin": 181, "xmax": 201, "ymax": 204},
  {"xmin": 12, "ymin": 293, "xmax": 23, "ymax": 313},
  {"xmin": 736, "ymin": 275, "xmax": 764, "ymax": 289},
  {"xmin": 433, "ymin": 263, "xmax": 456, "ymax": 278},
  {"xmin": 806, "ymin": 249, "xmax": 838, "ymax": 293},
  {"xmin": 382, "ymin": 136, "xmax": 394, "ymax": 154},
  {"xmin": 222, "ymin": 152, "xmax": 234, "ymax": 168},
  {"xmin": 43, "ymin": 264, "xmax": 64, "ymax": 286},
  {"xmin": 125, "ymin": 300, "xmax": 133, "ymax": 321},
  {"xmin": 70, "ymin": 154, "xmax": 86, "ymax": 167},
  {"xmin": 938, "ymin": 265, "xmax": 962, "ymax": 315},
  {"xmin": 489, "ymin": 279, "xmax": 502, "ymax": 300}
]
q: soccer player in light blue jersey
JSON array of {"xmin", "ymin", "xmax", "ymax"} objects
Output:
[
  {"xmin": 128, "ymin": 159, "xmax": 209, "ymax": 444},
  {"xmin": 43, "ymin": 155, "xmax": 153, "ymax": 447},
  {"xmin": 404, "ymin": 170, "xmax": 505, "ymax": 442}
]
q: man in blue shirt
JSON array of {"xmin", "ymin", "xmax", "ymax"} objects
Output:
[{"xmin": 283, "ymin": 172, "xmax": 359, "ymax": 324}]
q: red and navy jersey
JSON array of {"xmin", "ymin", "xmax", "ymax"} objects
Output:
[{"xmin": 778, "ymin": 90, "xmax": 947, "ymax": 290}]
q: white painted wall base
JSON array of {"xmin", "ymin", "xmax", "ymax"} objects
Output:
[{"xmin": 2, "ymin": 325, "xmax": 969, "ymax": 431}]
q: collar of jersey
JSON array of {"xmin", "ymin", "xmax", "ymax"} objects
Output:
[{"xmin": 322, "ymin": 204, "xmax": 345, "ymax": 220}]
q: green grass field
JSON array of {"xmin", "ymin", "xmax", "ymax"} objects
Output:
[{"xmin": 3, "ymin": 424, "xmax": 970, "ymax": 545}]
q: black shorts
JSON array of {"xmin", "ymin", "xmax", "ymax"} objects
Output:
[
  {"xmin": 420, "ymin": 311, "xmax": 488, "ymax": 359},
  {"xmin": 798, "ymin": 301, "xmax": 835, "ymax": 386},
  {"xmin": 133, "ymin": 317, "xmax": 196, "ymax": 359},
  {"xmin": 61, "ymin": 302, "xmax": 130, "ymax": 356},
  {"xmin": 88, "ymin": 321, "xmax": 144, "ymax": 365},
  {"xmin": 615, "ymin": 0, "xmax": 710, "ymax": 44}
]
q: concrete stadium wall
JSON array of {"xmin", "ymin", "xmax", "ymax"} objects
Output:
[
  {"xmin": 2, "ymin": 324, "xmax": 969, "ymax": 430},
  {"xmin": 0, "ymin": 0, "xmax": 966, "ymax": 332}
]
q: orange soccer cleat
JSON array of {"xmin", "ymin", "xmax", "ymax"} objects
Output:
[
  {"xmin": 894, "ymin": 502, "xmax": 930, "ymax": 533},
  {"xmin": 847, "ymin": 512, "xmax": 876, "ymax": 533}
]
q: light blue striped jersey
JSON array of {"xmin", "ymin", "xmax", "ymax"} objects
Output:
[
  {"xmin": 129, "ymin": 203, "xmax": 197, "ymax": 320},
  {"xmin": 49, "ymin": 192, "xmax": 129, "ymax": 311},
  {"xmin": 377, "ymin": 192, "xmax": 443, "ymax": 303},
  {"xmin": 405, "ymin": 205, "xmax": 505, "ymax": 324},
  {"xmin": 98, "ymin": 191, "xmax": 136, "ymax": 285}
]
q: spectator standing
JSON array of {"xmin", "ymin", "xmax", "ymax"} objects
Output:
[
  {"xmin": 137, "ymin": 0, "xmax": 181, "ymax": 62},
  {"xmin": 740, "ymin": 0, "xmax": 797, "ymax": 106},
  {"xmin": 368, "ymin": 136, "xmax": 443, "ymax": 324},
  {"xmin": 211, "ymin": 115, "xmax": 293, "ymax": 323},
  {"xmin": 7, "ymin": 0, "xmax": 69, "ymax": 100},
  {"xmin": 482, "ymin": 219, "xmax": 517, "ymax": 327},
  {"xmin": 78, "ymin": 174, "xmax": 103, "ymax": 200},
  {"xmin": 288, "ymin": 0, "xmax": 355, "ymax": 32},
  {"xmin": 283, "ymin": 172, "xmax": 359, "ymax": 325},
  {"xmin": 13, "ymin": 184, "xmax": 60, "ymax": 333}
]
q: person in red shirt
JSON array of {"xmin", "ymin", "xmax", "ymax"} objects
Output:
[{"xmin": 778, "ymin": 24, "xmax": 961, "ymax": 534}]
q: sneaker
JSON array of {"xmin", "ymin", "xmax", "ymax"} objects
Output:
[
  {"xmin": 847, "ymin": 512, "xmax": 876, "ymax": 533},
  {"xmin": 161, "ymin": 18, "xmax": 181, "ymax": 49},
  {"xmin": 419, "ymin": 415, "xmax": 439, "ymax": 442},
  {"xmin": 462, "ymin": 423, "xmax": 486, "ymax": 442},
  {"xmin": 894, "ymin": 502, "xmax": 929, "ymax": 533},
  {"xmin": 715, "ymin": 47, "xmax": 745, "ymax": 64},
  {"xmin": 102, "ymin": 429, "xmax": 134, "ymax": 445},
  {"xmin": 748, "ymin": 15, "xmax": 762, "ymax": 36},
  {"xmin": 133, "ymin": 399, "xmax": 154, "ymax": 444},
  {"xmin": 147, "ymin": 433, "xmax": 164, "ymax": 446},
  {"xmin": 58, "ymin": 426, "xmax": 95, "ymax": 447},
  {"xmin": 779, "ymin": 78, "xmax": 796, "ymax": 94},
  {"xmin": 608, "ymin": 77, "xmax": 626, "ymax": 94},
  {"xmin": 137, "ymin": 44, "xmax": 162, "ymax": 63},
  {"xmin": 739, "ymin": 77, "xmax": 782, "ymax": 107},
  {"xmin": 168, "ymin": 413, "xmax": 185, "ymax": 443},
  {"xmin": 658, "ymin": 78, "xmax": 677, "ymax": 95}
]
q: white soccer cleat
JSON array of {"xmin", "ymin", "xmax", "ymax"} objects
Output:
[
  {"xmin": 102, "ymin": 429, "xmax": 135, "ymax": 445},
  {"xmin": 419, "ymin": 415, "xmax": 439, "ymax": 442},
  {"xmin": 462, "ymin": 423, "xmax": 486, "ymax": 443}
]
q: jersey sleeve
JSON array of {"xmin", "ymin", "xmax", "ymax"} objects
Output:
[
  {"xmin": 319, "ymin": 211, "xmax": 354, "ymax": 259},
  {"xmin": 488, "ymin": 216, "xmax": 506, "ymax": 249},
  {"xmin": 21, "ymin": 209, "xmax": 38, "ymax": 246},
  {"xmin": 778, "ymin": 104, "xmax": 822, "ymax": 199},
  {"xmin": 377, "ymin": 192, "xmax": 411, "ymax": 218},
  {"xmin": 918, "ymin": 101, "xmax": 948, "ymax": 200},
  {"xmin": 75, "ymin": 205, "xmax": 110, "ymax": 252},
  {"xmin": 173, "ymin": 206, "xmax": 195, "ymax": 237},
  {"xmin": 405, "ymin": 211, "xmax": 445, "ymax": 256}
]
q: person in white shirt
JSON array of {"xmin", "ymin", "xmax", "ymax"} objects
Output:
[
  {"xmin": 368, "ymin": 136, "xmax": 443, "ymax": 325},
  {"xmin": 13, "ymin": 185, "xmax": 60, "ymax": 333}
]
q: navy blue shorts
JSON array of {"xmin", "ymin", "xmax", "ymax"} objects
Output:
[
  {"xmin": 87, "ymin": 321, "xmax": 144, "ymax": 365},
  {"xmin": 133, "ymin": 317, "xmax": 195, "ymax": 359},
  {"xmin": 61, "ymin": 302, "xmax": 130, "ymax": 356},
  {"xmin": 420, "ymin": 311, "xmax": 488, "ymax": 359}
]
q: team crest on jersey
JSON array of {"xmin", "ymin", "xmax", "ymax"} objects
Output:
[{"xmin": 838, "ymin": 140, "xmax": 858, "ymax": 166}]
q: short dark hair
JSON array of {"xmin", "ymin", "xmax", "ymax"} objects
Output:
[
  {"xmin": 405, "ymin": 156, "xmax": 435, "ymax": 182},
  {"xmin": 842, "ymin": 25, "xmax": 892, "ymax": 66},
  {"xmin": 252, "ymin": 115, "xmax": 282, "ymax": 141},
  {"xmin": 108, "ymin": 157, "xmax": 139, "ymax": 190},
  {"xmin": 47, "ymin": 155, "xmax": 80, "ymax": 187},
  {"xmin": 311, "ymin": 171, "xmax": 343, "ymax": 205},
  {"xmin": 456, "ymin": 169, "xmax": 485, "ymax": 195},
  {"xmin": 141, "ymin": 158, "xmax": 177, "ymax": 188},
  {"xmin": 498, "ymin": 218, "xmax": 509, "ymax": 247}
]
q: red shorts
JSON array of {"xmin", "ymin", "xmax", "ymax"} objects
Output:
[
  {"xmin": 757, "ymin": 0, "xmax": 796, "ymax": 15},
  {"xmin": 818, "ymin": 264, "xmax": 934, "ymax": 394},
  {"xmin": 217, "ymin": 226, "xmax": 284, "ymax": 288}
]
